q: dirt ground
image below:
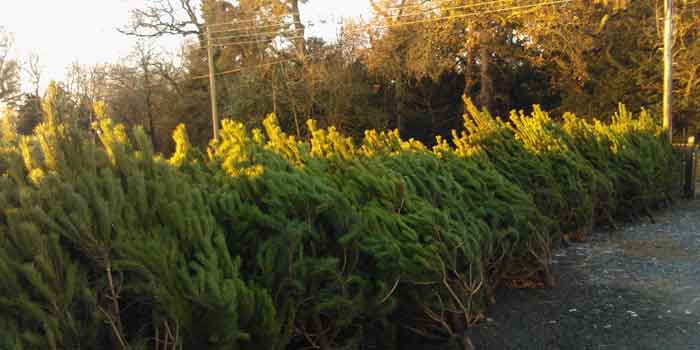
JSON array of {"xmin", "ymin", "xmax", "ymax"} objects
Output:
[{"xmin": 461, "ymin": 199, "xmax": 700, "ymax": 350}]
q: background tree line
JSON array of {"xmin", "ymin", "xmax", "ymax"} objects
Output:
[{"xmin": 1, "ymin": 0, "xmax": 698, "ymax": 154}]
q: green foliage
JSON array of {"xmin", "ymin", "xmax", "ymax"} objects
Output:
[
  {"xmin": 0, "ymin": 93, "xmax": 681, "ymax": 350},
  {"xmin": 458, "ymin": 99, "xmax": 615, "ymax": 235},
  {"xmin": 563, "ymin": 104, "xmax": 680, "ymax": 218},
  {"xmin": 0, "ymin": 96, "xmax": 281, "ymax": 349}
]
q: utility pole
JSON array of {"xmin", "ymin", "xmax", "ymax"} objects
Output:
[
  {"xmin": 663, "ymin": 0, "xmax": 673, "ymax": 142},
  {"xmin": 206, "ymin": 28, "xmax": 220, "ymax": 141}
]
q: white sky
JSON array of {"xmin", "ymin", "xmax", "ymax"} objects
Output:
[{"xmin": 0, "ymin": 0, "xmax": 372, "ymax": 92}]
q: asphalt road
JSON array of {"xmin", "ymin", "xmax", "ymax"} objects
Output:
[{"xmin": 465, "ymin": 199, "xmax": 700, "ymax": 350}]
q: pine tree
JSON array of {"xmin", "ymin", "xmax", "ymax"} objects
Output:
[
  {"xmin": 0, "ymin": 94, "xmax": 283, "ymax": 349},
  {"xmin": 0, "ymin": 94, "xmax": 681, "ymax": 350}
]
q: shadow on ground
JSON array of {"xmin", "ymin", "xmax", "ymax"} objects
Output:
[
  {"xmin": 466, "ymin": 268, "xmax": 699, "ymax": 350},
  {"xmin": 416, "ymin": 200, "xmax": 700, "ymax": 350}
]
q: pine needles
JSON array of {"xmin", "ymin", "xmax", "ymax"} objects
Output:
[{"xmin": 0, "ymin": 96, "xmax": 681, "ymax": 349}]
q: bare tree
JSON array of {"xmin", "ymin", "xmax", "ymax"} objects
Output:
[
  {"xmin": 0, "ymin": 27, "xmax": 20, "ymax": 105},
  {"xmin": 65, "ymin": 63, "xmax": 110, "ymax": 104},
  {"xmin": 23, "ymin": 53, "xmax": 43, "ymax": 97},
  {"xmin": 130, "ymin": 41, "xmax": 160, "ymax": 145},
  {"xmin": 287, "ymin": 0, "xmax": 307, "ymax": 58},
  {"xmin": 119, "ymin": 0, "xmax": 204, "ymax": 40}
]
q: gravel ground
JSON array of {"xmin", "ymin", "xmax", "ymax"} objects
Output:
[{"xmin": 464, "ymin": 199, "xmax": 700, "ymax": 350}]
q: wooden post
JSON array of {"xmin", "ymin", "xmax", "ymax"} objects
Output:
[
  {"xmin": 207, "ymin": 29, "xmax": 219, "ymax": 141},
  {"xmin": 688, "ymin": 136, "xmax": 697, "ymax": 198},
  {"xmin": 663, "ymin": 0, "xmax": 673, "ymax": 142}
]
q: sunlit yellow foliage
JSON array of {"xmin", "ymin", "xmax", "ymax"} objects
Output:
[
  {"xmin": 1, "ymin": 108, "xmax": 17, "ymax": 145},
  {"xmin": 96, "ymin": 118, "xmax": 129, "ymax": 166},
  {"xmin": 0, "ymin": 94, "xmax": 681, "ymax": 350},
  {"xmin": 450, "ymin": 129, "xmax": 474, "ymax": 158},
  {"xmin": 511, "ymin": 106, "xmax": 569, "ymax": 154},
  {"xmin": 602, "ymin": 104, "xmax": 660, "ymax": 154},
  {"xmin": 431, "ymin": 135, "xmax": 452, "ymax": 157},
  {"xmin": 93, "ymin": 100, "xmax": 107, "ymax": 121},
  {"xmin": 262, "ymin": 114, "xmax": 304, "ymax": 166},
  {"xmin": 307, "ymin": 119, "xmax": 357, "ymax": 160},
  {"xmin": 360, "ymin": 128, "xmax": 427, "ymax": 156},
  {"xmin": 212, "ymin": 119, "xmax": 265, "ymax": 177},
  {"xmin": 17, "ymin": 136, "xmax": 45, "ymax": 184},
  {"xmin": 169, "ymin": 124, "xmax": 192, "ymax": 167},
  {"xmin": 42, "ymin": 81, "xmax": 60, "ymax": 126}
]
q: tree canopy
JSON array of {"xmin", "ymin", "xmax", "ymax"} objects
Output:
[{"xmin": 3, "ymin": 0, "xmax": 699, "ymax": 150}]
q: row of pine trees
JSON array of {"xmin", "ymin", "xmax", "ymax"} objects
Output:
[{"xmin": 0, "ymin": 89, "xmax": 680, "ymax": 349}]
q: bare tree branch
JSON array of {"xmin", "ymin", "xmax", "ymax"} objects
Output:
[
  {"xmin": 119, "ymin": 0, "xmax": 204, "ymax": 42},
  {"xmin": 0, "ymin": 27, "xmax": 21, "ymax": 105},
  {"xmin": 23, "ymin": 53, "xmax": 42, "ymax": 97}
]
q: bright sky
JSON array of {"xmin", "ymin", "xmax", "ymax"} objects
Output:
[{"xmin": 1, "ymin": 0, "xmax": 372, "ymax": 92}]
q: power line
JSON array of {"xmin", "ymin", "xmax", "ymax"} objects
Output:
[
  {"xmin": 207, "ymin": 20, "xmax": 303, "ymax": 35},
  {"xmin": 205, "ymin": 0, "xmax": 516, "ymax": 36},
  {"xmin": 193, "ymin": 0, "xmax": 570, "ymax": 79},
  {"xmin": 191, "ymin": 54, "xmax": 311, "ymax": 80},
  {"xmin": 205, "ymin": 10, "xmax": 295, "ymax": 28},
  {"xmin": 383, "ymin": 0, "xmax": 463, "ymax": 10},
  {"xmin": 197, "ymin": 0, "xmax": 570, "ymax": 142},
  {"xmin": 204, "ymin": 35, "xmax": 305, "ymax": 48},
  {"xmin": 206, "ymin": 17, "xmax": 347, "ymax": 35},
  {"xmin": 209, "ymin": 28, "xmax": 297, "ymax": 42},
  {"xmin": 372, "ymin": 0, "xmax": 570, "ymax": 29},
  {"xmin": 385, "ymin": 0, "xmax": 514, "ymax": 17},
  {"xmin": 204, "ymin": 7, "xmax": 347, "ymax": 29},
  {"xmin": 201, "ymin": 0, "xmax": 464, "ymax": 29},
  {"xmin": 205, "ymin": 9, "xmax": 342, "ymax": 30},
  {"xmin": 202, "ymin": 1, "xmax": 515, "ymax": 34},
  {"xmin": 206, "ymin": 15, "xmax": 347, "ymax": 35},
  {"xmin": 206, "ymin": 16, "xmax": 353, "ymax": 35},
  {"xmin": 204, "ymin": 0, "xmax": 556, "ymax": 45},
  {"xmin": 200, "ymin": 0, "xmax": 570, "ymax": 51}
]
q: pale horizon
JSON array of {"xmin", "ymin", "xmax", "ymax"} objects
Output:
[{"xmin": 1, "ymin": 0, "xmax": 372, "ymax": 94}]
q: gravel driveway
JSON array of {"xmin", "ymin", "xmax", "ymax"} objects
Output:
[{"xmin": 466, "ymin": 199, "xmax": 700, "ymax": 350}]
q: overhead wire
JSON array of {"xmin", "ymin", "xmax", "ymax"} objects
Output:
[
  {"xmin": 192, "ymin": 0, "xmax": 571, "ymax": 79},
  {"xmin": 206, "ymin": 35, "xmax": 305, "ymax": 48},
  {"xmin": 199, "ymin": 0, "xmax": 570, "ymax": 60},
  {"xmin": 204, "ymin": 8, "xmax": 345, "ymax": 32},
  {"xmin": 205, "ymin": 0, "xmax": 515, "ymax": 35},
  {"xmin": 190, "ymin": 53, "xmax": 315, "ymax": 80},
  {"xmin": 208, "ymin": 28, "xmax": 298, "ymax": 42},
  {"xmin": 205, "ymin": 14, "xmax": 345, "ymax": 35},
  {"xmin": 383, "ymin": 0, "xmax": 476, "ymax": 10},
  {"xmin": 204, "ymin": 6, "xmax": 347, "ymax": 29},
  {"xmin": 370, "ymin": 0, "xmax": 571, "ymax": 29},
  {"xmin": 205, "ymin": 9, "xmax": 296, "ymax": 28},
  {"xmin": 207, "ymin": 20, "xmax": 303, "ymax": 34},
  {"xmin": 202, "ymin": 0, "xmax": 487, "ymax": 30},
  {"xmin": 382, "ymin": 0, "xmax": 516, "ymax": 15},
  {"xmin": 204, "ymin": 0, "xmax": 556, "ymax": 44}
]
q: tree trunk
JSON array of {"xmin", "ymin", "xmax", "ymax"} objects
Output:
[
  {"xmin": 462, "ymin": 45, "xmax": 473, "ymax": 113},
  {"xmin": 272, "ymin": 75, "xmax": 278, "ymax": 115},
  {"xmin": 396, "ymin": 111, "xmax": 402, "ymax": 136},
  {"xmin": 478, "ymin": 30, "xmax": 492, "ymax": 112},
  {"xmin": 143, "ymin": 66, "xmax": 157, "ymax": 152},
  {"xmin": 396, "ymin": 88, "xmax": 403, "ymax": 136},
  {"xmin": 289, "ymin": 0, "xmax": 305, "ymax": 138},
  {"xmin": 290, "ymin": 0, "xmax": 306, "ymax": 59}
]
